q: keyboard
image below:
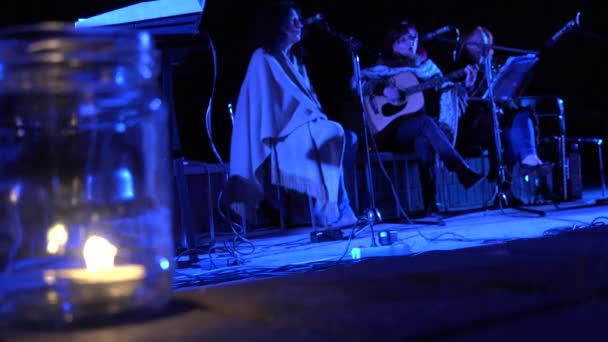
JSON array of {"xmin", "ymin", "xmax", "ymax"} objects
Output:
[{"xmin": 74, "ymin": 0, "xmax": 206, "ymax": 35}]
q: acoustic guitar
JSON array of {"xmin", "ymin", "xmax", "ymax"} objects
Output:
[{"xmin": 363, "ymin": 67, "xmax": 470, "ymax": 134}]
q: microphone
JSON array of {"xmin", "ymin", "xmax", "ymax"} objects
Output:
[
  {"xmin": 303, "ymin": 13, "xmax": 325, "ymax": 26},
  {"xmin": 421, "ymin": 25, "xmax": 455, "ymax": 41},
  {"xmin": 546, "ymin": 11, "xmax": 582, "ymax": 48},
  {"xmin": 452, "ymin": 27, "xmax": 461, "ymax": 63}
]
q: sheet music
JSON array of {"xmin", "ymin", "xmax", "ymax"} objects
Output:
[
  {"xmin": 75, "ymin": 0, "xmax": 205, "ymax": 27},
  {"xmin": 483, "ymin": 54, "xmax": 539, "ymax": 102}
]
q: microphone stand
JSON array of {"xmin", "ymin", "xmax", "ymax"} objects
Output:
[
  {"xmin": 328, "ymin": 29, "xmax": 380, "ymax": 246},
  {"xmin": 351, "ymin": 39, "xmax": 382, "ymax": 246},
  {"xmin": 482, "ymin": 52, "xmax": 545, "ymax": 216}
]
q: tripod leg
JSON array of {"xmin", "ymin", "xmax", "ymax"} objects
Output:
[
  {"xmin": 485, "ymin": 180, "xmax": 504, "ymax": 209},
  {"xmin": 509, "ymin": 203, "xmax": 546, "ymax": 216},
  {"xmin": 486, "ymin": 167, "xmax": 546, "ymax": 216}
]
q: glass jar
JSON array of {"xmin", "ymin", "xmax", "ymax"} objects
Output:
[{"xmin": 0, "ymin": 22, "xmax": 174, "ymax": 326}]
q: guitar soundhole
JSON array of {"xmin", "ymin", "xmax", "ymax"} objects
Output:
[{"xmin": 381, "ymin": 100, "xmax": 408, "ymax": 116}]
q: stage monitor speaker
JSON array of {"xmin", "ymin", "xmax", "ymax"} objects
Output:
[
  {"xmin": 540, "ymin": 136, "xmax": 583, "ymax": 202},
  {"xmin": 568, "ymin": 143, "xmax": 583, "ymax": 200}
]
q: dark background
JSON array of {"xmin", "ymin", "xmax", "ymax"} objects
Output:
[{"xmin": 3, "ymin": 0, "xmax": 608, "ymax": 184}]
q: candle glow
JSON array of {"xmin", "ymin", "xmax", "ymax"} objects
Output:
[
  {"xmin": 46, "ymin": 223, "xmax": 68, "ymax": 255},
  {"xmin": 83, "ymin": 235, "xmax": 117, "ymax": 272},
  {"xmin": 44, "ymin": 235, "xmax": 145, "ymax": 285}
]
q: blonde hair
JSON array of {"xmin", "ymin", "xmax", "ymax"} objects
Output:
[{"xmin": 464, "ymin": 26, "xmax": 493, "ymax": 45}]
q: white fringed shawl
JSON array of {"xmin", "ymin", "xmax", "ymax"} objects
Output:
[{"xmin": 227, "ymin": 48, "xmax": 341, "ymax": 219}]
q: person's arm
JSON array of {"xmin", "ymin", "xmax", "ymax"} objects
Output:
[
  {"xmin": 462, "ymin": 64, "xmax": 478, "ymax": 89},
  {"xmin": 367, "ymin": 77, "xmax": 390, "ymax": 96}
]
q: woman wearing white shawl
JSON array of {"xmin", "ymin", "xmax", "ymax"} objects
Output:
[
  {"xmin": 358, "ymin": 20, "xmax": 483, "ymax": 218},
  {"xmin": 225, "ymin": 2, "xmax": 356, "ymax": 228}
]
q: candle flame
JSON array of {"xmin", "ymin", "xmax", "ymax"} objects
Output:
[
  {"xmin": 83, "ymin": 235, "xmax": 117, "ymax": 272},
  {"xmin": 46, "ymin": 223, "xmax": 68, "ymax": 255}
]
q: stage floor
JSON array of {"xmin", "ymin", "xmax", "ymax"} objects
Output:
[{"xmin": 174, "ymin": 187, "xmax": 608, "ymax": 288}]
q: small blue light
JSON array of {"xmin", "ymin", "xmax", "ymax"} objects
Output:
[
  {"xmin": 114, "ymin": 66, "xmax": 126, "ymax": 85},
  {"xmin": 114, "ymin": 167, "xmax": 134, "ymax": 200},
  {"xmin": 351, "ymin": 248, "xmax": 361, "ymax": 260},
  {"xmin": 159, "ymin": 257, "xmax": 170, "ymax": 270},
  {"xmin": 114, "ymin": 122, "xmax": 126, "ymax": 132},
  {"xmin": 149, "ymin": 98, "xmax": 162, "ymax": 111}
]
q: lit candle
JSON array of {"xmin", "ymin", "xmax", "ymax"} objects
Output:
[
  {"xmin": 33, "ymin": 235, "xmax": 148, "ymax": 323},
  {"xmin": 44, "ymin": 235, "xmax": 145, "ymax": 285}
]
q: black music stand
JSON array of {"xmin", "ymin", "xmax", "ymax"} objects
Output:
[
  {"xmin": 482, "ymin": 53, "xmax": 546, "ymax": 215},
  {"xmin": 482, "ymin": 54, "xmax": 539, "ymax": 102}
]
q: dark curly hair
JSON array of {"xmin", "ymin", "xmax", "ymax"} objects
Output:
[
  {"xmin": 250, "ymin": 1, "xmax": 303, "ymax": 55},
  {"xmin": 379, "ymin": 20, "xmax": 428, "ymax": 67}
]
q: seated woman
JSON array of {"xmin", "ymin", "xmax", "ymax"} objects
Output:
[
  {"xmin": 455, "ymin": 25, "xmax": 554, "ymax": 205},
  {"xmin": 224, "ymin": 1, "xmax": 356, "ymax": 228},
  {"xmin": 357, "ymin": 20, "xmax": 483, "ymax": 217}
]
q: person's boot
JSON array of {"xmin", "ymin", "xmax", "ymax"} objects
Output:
[
  {"xmin": 456, "ymin": 165, "xmax": 484, "ymax": 190},
  {"xmin": 487, "ymin": 150, "xmax": 500, "ymax": 183},
  {"xmin": 445, "ymin": 157, "xmax": 484, "ymax": 190}
]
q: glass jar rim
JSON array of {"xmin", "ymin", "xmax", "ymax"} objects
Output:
[{"xmin": 0, "ymin": 21, "xmax": 157, "ymax": 65}]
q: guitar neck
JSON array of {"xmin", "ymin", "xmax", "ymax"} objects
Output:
[{"xmin": 404, "ymin": 68, "xmax": 468, "ymax": 95}]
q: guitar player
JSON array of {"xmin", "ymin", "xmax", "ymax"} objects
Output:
[{"xmin": 358, "ymin": 19, "xmax": 482, "ymax": 218}]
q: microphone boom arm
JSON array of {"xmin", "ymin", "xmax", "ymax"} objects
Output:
[{"xmin": 435, "ymin": 37, "xmax": 540, "ymax": 55}]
